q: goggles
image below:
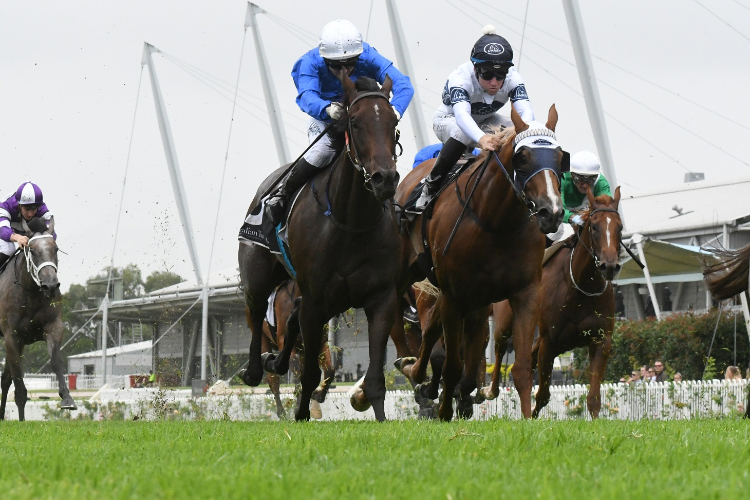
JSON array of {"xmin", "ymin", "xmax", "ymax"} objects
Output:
[
  {"xmin": 325, "ymin": 56, "xmax": 359, "ymax": 70},
  {"xmin": 477, "ymin": 69, "xmax": 508, "ymax": 82},
  {"xmin": 571, "ymin": 173, "xmax": 598, "ymax": 185}
]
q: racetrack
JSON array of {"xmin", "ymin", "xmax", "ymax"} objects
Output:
[{"xmin": 1, "ymin": 419, "xmax": 748, "ymax": 499}]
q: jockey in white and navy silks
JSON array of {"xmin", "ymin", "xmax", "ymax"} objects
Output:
[
  {"xmin": 264, "ymin": 19, "xmax": 414, "ymax": 226},
  {"xmin": 0, "ymin": 182, "xmax": 54, "ymax": 267},
  {"xmin": 415, "ymin": 25, "xmax": 535, "ymax": 210}
]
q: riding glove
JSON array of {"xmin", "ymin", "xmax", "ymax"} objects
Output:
[{"xmin": 326, "ymin": 102, "xmax": 345, "ymax": 120}]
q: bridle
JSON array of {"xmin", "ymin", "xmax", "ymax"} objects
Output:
[
  {"xmin": 23, "ymin": 234, "xmax": 58, "ymax": 288},
  {"xmin": 569, "ymin": 207, "xmax": 620, "ymax": 297},
  {"xmin": 344, "ymin": 91, "xmax": 403, "ymax": 191}
]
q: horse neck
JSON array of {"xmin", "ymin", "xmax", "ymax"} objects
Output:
[
  {"xmin": 12, "ymin": 252, "xmax": 39, "ymax": 294},
  {"xmin": 570, "ymin": 222, "xmax": 606, "ymax": 292},
  {"xmin": 329, "ymin": 154, "xmax": 383, "ymax": 227},
  {"xmin": 470, "ymin": 154, "xmax": 528, "ymax": 232}
]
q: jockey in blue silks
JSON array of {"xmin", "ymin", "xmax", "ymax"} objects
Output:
[
  {"xmin": 0, "ymin": 182, "xmax": 54, "ymax": 268},
  {"xmin": 265, "ymin": 19, "xmax": 415, "ymax": 226}
]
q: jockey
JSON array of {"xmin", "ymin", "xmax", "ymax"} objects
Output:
[
  {"xmin": 0, "ymin": 182, "xmax": 53, "ymax": 268},
  {"xmin": 547, "ymin": 150, "xmax": 612, "ymax": 242},
  {"xmin": 265, "ymin": 19, "xmax": 415, "ymax": 226},
  {"xmin": 416, "ymin": 25, "xmax": 535, "ymax": 210}
]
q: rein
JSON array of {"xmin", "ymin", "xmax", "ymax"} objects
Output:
[
  {"xmin": 569, "ymin": 207, "xmax": 619, "ymax": 297},
  {"xmin": 344, "ymin": 91, "xmax": 403, "ymax": 191}
]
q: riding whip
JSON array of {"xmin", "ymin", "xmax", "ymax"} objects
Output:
[{"xmin": 620, "ymin": 241, "xmax": 645, "ymax": 269}]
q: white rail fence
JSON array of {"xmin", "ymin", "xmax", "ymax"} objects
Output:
[
  {"xmin": 6, "ymin": 379, "xmax": 748, "ymax": 421},
  {"xmin": 21, "ymin": 374, "xmax": 131, "ymax": 391}
]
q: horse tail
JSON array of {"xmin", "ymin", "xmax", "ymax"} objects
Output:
[{"xmin": 703, "ymin": 243, "xmax": 750, "ymax": 300}]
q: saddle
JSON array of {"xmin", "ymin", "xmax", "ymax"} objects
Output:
[{"xmin": 402, "ymin": 154, "xmax": 478, "ymax": 217}]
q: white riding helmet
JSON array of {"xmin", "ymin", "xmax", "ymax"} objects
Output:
[
  {"xmin": 319, "ymin": 20, "xmax": 363, "ymax": 60},
  {"xmin": 570, "ymin": 150, "xmax": 602, "ymax": 176}
]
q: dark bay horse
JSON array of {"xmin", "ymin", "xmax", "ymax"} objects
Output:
[
  {"xmin": 703, "ymin": 239, "xmax": 750, "ymax": 418},
  {"xmin": 239, "ymin": 75, "xmax": 402, "ymax": 421},
  {"xmin": 397, "ymin": 106, "xmax": 565, "ymax": 420},
  {"xmin": 260, "ymin": 279, "xmax": 335, "ymax": 418},
  {"xmin": 0, "ymin": 224, "xmax": 76, "ymax": 421},
  {"xmin": 483, "ymin": 188, "xmax": 622, "ymax": 418}
]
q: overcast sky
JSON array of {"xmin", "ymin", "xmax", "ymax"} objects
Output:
[{"xmin": 1, "ymin": 0, "xmax": 748, "ymax": 292}]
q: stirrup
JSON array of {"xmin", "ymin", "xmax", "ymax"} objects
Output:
[
  {"xmin": 265, "ymin": 195, "xmax": 287, "ymax": 227},
  {"xmin": 415, "ymin": 189, "xmax": 434, "ymax": 211}
]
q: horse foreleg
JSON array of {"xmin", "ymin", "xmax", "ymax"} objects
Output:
[
  {"xmin": 240, "ymin": 303, "xmax": 267, "ymax": 387},
  {"xmin": 311, "ymin": 339, "xmax": 334, "ymax": 403},
  {"xmin": 404, "ymin": 294, "xmax": 443, "ymax": 384},
  {"xmin": 455, "ymin": 309, "xmax": 488, "ymax": 419},
  {"xmin": 361, "ymin": 290, "xmax": 398, "ymax": 422},
  {"xmin": 267, "ymin": 373, "xmax": 285, "ymax": 419},
  {"xmin": 509, "ymin": 285, "xmax": 540, "ymax": 419},
  {"xmin": 532, "ymin": 333, "xmax": 555, "ymax": 418},
  {"xmin": 265, "ymin": 298, "xmax": 301, "ymax": 376},
  {"xmin": 294, "ymin": 300, "xmax": 325, "ymax": 422},
  {"xmin": 481, "ymin": 301, "xmax": 512, "ymax": 400},
  {"xmin": 587, "ymin": 334, "xmax": 612, "ymax": 419},
  {"xmin": 46, "ymin": 320, "xmax": 76, "ymax": 410},
  {"xmin": 0, "ymin": 365, "xmax": 11, "ymax": 420},
  {"xmin": 437, "ymin": 296, "xmax": 464, "ymax": 422},
  {"xmin": 425, "ymin": 340, "xmax": 445, "ymax": 400}
]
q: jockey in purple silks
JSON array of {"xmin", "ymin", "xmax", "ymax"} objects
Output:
[{"xmin": 0, "ymin": 182, "xmax": 54, "ymax": 268}]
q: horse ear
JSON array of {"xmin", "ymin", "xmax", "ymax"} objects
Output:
[
  {"xmin": 586, "ymin": 185, "xmax": 596, "ymax": 208},
  {"xmin": 45, "ymin": 216, "xmax": 55, "ymax": 236},
  {"xmin": 511, "ymin": 105, "xmax": 528, "ymax": 133},
  {"xmin": 613, "ymin": 186, "xmax": 621, "ymax": 210},
  {"xmin": 381, "ymin": 75, "xmax": 393, "ymax": 97},
  {"xmin": 545, "ymin": 104, "xmax": 558, "ymax": 132},
  {"xmin": 337, "ymin": 69, "xmax": 358, "ymax": 104}
]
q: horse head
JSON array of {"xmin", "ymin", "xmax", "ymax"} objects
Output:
[
  {"xmin": 337, "ymin": 71, "xmax": 401, "ymax": 201},
  {"xmin": 583, "ymin": 186, "xmax": 622, "ymax": 281},
  {"xmin": 25, "ymin": 218, "xmax": 59, "ymax": 298},
  {"xmin": 502, "ymin": 104, "xmax": 565, "ymax": 234}
]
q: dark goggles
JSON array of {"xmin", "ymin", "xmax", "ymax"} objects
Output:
[
  {"xmin": 571, "ymin": 173, "xmax": 598, "ymax": 185},
  {"xmin": 477, "ymin": 68, "xmax": 508, "ymax": 81},
  {"xmin": 325, "ymin": 56, "xmax": 359, "ymax": 70}
]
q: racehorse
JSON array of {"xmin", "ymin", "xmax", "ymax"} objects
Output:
[
  {"xmin": 0, "ymin": 222, "xmax": 76, "ymax": 421},
  {"xmin": 239, "ymin": 74, "xmax": 402, "ymax": 421},
  {"xmin": 482, "ymin": 188, "xmax": 622, "ymax": 419},
  {"xmin": 260, "ymin": 279, "xmax": 335, "ymax": 418},
  {"xmin": 703, "ymin": 240, "xmax": 750, "ymax": 418},
  {"xmin": 397, "ymin": 106, "xmax": 565, "ymax": 420}
]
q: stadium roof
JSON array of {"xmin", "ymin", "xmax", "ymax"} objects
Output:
[{"xmin": 620, "ymin": 176, "xmax": 750, "ymax": 237}]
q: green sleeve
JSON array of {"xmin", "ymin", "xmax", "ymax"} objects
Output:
[
  {"xmin": 563, "ymin": 207, "xmax": 574, "ymax": 223},
  {"xmin": 594, "ymin": 176, "xmax": 612, "ymax": 197}
]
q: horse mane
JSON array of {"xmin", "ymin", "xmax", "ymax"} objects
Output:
[
  {"xmin": 354, "ymin": 77, "xmax": 381, "ymax": 93},
  {"xmin": 703, "ymin": 243, "xmax": 750, "ymax": 300},
  {"xmin": 472, "ymin": 126, "xmax": 517, "ymax": 164}
]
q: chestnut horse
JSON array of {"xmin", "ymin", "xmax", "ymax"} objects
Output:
[
  {"xmin": 703, "ymin": 240, "xmax": 750, "ymax": 418},
  {"xmin": 0, "ymin": 224, "xmax": 76, "ymax": 421},
  {"xmin": 397, "ymin": 106, "xmax": 565, "ymax": 420},
  {"xmin": 239, "ymin": 75, "xmax": 402, "ymax": 421},
  {"xmin": 483, "ymin": 188, "xmax": 622, "ymax": 418},
  {"xmin": 260, "ymin": 280, "xmax": 336, "ymax": 418}
]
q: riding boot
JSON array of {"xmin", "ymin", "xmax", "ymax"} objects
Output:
[
  {"xmin": 0, "ymin": 253, "xmax": 9, "ymax": 270},
  {"xmin": 265, "ymin": 158, "xmax": 320, "ymax": 227},
  {"xmin": 415, "ymin": 138, "xmax": 467, "ymax": 211}
]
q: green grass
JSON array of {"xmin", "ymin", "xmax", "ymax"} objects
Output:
[{"xmin": 1, "ymin": 419, "xmax": 748, "ymax": 499}]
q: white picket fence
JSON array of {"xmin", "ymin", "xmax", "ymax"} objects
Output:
[
  {"xmin": 5, "ymin": 379, "xmax": 748, "ymax": 421},
  {"xmin": 21, "ymin": 374, "xmax": 131, "ymax": 391}
]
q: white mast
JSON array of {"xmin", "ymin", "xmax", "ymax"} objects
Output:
[
  {"xmin": 384, "ymin": 0, "xmax": 429, "ymax": 150},
  {"xmin": 246, "ymin": 3, "xmax": 291, "ymax": 164}
]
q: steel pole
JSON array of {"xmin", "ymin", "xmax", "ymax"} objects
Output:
[
  {"xmin": 384, "ymin": 0, "xmax": 429, "ymax": 150},
  {"xmin": 561, "ymin": 0, "xmax": 623, "ymax": 225},
  {"xmin": 633, "ymin": 234, "xmax": 661, "ymax": 321},
  {"xmin": 200, "ymin": 286, "xmax": 209, "ymax": 380},
  {"xmin": 101, "ymin": 296, "xmax": 109, "ymax": 385},
  {"xmin": 246, "ymin": 3, "xmax": 291, "ymax": 164},
  {"xmin": 142, "ymin": 43, "xmax": 203, "ymax": 285}
]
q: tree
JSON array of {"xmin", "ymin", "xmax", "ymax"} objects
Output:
[{"xmin": 144, "ymin": 270, "xmax": 184, "ymax": 293}]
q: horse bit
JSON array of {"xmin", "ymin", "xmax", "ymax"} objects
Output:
[
  {"xmin": 344, "ymin": 91, "xmax": 403, "ymax": 191},
  {"xmin": 23, "ymin": 234, "xmax": 57, "ymax": 288},
  {"xmin": 569, "ymin": 207, "xmax": 619, "ymax": 297}
]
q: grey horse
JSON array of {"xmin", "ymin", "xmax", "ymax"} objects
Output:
[{"xmin": 0, "ymin": 219, "xmax": 76, "ymax": 421}]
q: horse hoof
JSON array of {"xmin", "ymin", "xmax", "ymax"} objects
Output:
[
  {"xmin": 349, "ymin": 376, "xmax": 371, "ymax": 412},
  {"xmin": 311, "ymin": 388, "xmax": 326, "ymax": 404},
  {"xmin": 473, "ymin": 390, "xmax": 486, "ymax": 405},
  {"xmin": 310, "ymin": 400, "xmax": 323, "ymax": 420},
  {"xmin": 261, "ymin": 352, "xmax": 275, "ymax": 371},
  {"xmin": 60, "ymin": 398, "xmax": 77, "ymax": 410},
  {"xmin": 239, "ymin": 368, "xmax": 262, "ymax": 387},
  {"xmin": 425, "ymin": 383, "xmax": 440, "ymax": 401},
  {"xmin": 394, "ymin": 357, "xmax": 417, "ymax": 373},
  {"xmin": 479, "ymin": 386, "xmax": 498, "ymax": 401},
  {"xmin": 417, "ymin": 407, "xmax": 436, "ymax": 420}
]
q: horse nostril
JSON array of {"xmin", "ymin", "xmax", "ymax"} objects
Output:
[
  {"xmin": 536, "ymin": 207, "xmax": 551, "ymax": 221},
  {"xmin": 370, "ymin": 172, "xmax": 384, "ymax": 186}
]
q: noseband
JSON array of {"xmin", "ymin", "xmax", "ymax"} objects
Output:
[
  {"xmin": 344, "ymin": 91, "xmax": 403, "ymax": 191},
  {"xmin": 24, "ymin": 234, "xmax": 58, "ymax": 288},
  {"xmin": 569, "ymin": 207, "xmax": 620, "ymax": 297}
]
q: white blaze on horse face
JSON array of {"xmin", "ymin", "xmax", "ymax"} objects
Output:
[
  {"xmin": 374, "ymin": 103, "xmax": 380, "ymax": 121},
  {"xmin": 544, "ymin": 170, "xmax": 561, "ymax": 213},
  {"xmin": 606, "ymin": 216, "xmax": 612, "ymax": 247}
]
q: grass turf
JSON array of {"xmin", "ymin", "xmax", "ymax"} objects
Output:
[{"xmin": 1, "ymin": 419, "xmax": 748, "ymax": 499}]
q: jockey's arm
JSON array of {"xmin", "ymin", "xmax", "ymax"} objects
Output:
[
  {"xmin": 294, "ymin": 56, "xmax": 332, "ymax": 122},
  {"xmin": 368, "ymin": 47, "xmax": 414, "ymax": 118},
  {"xmin": 508, "ymin": 76, "xmax": 534, "ymax": 123},
  {"xmin": 454, "ymin": 101, "xmax": 499, "ymax": 150},
  {"xmin": 594, "ymin": 176, "xmax": 613, "ymax": 197}
]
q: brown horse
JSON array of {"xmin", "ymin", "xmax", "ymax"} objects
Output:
[
  {"xmin": 260, "ymin": 279, "xmax": 335, "ymax": 418},
  {"xmin": 0, "ymin": 224, "xmax": 76, "ymax": 421},
  {"xmin": 239, "ymin": 75, "xmax": 402, "ymax": 421},
  {"xmin": 483, "ymin": 188, "xmax": 622, "ymax": 418},
  {"xmin": 703, "ymin": 240, "xmax": 750, "ymax": 418},
  {"xmin": 397, "ymin": 106, "xmax": 565, "ymax": 420}
]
